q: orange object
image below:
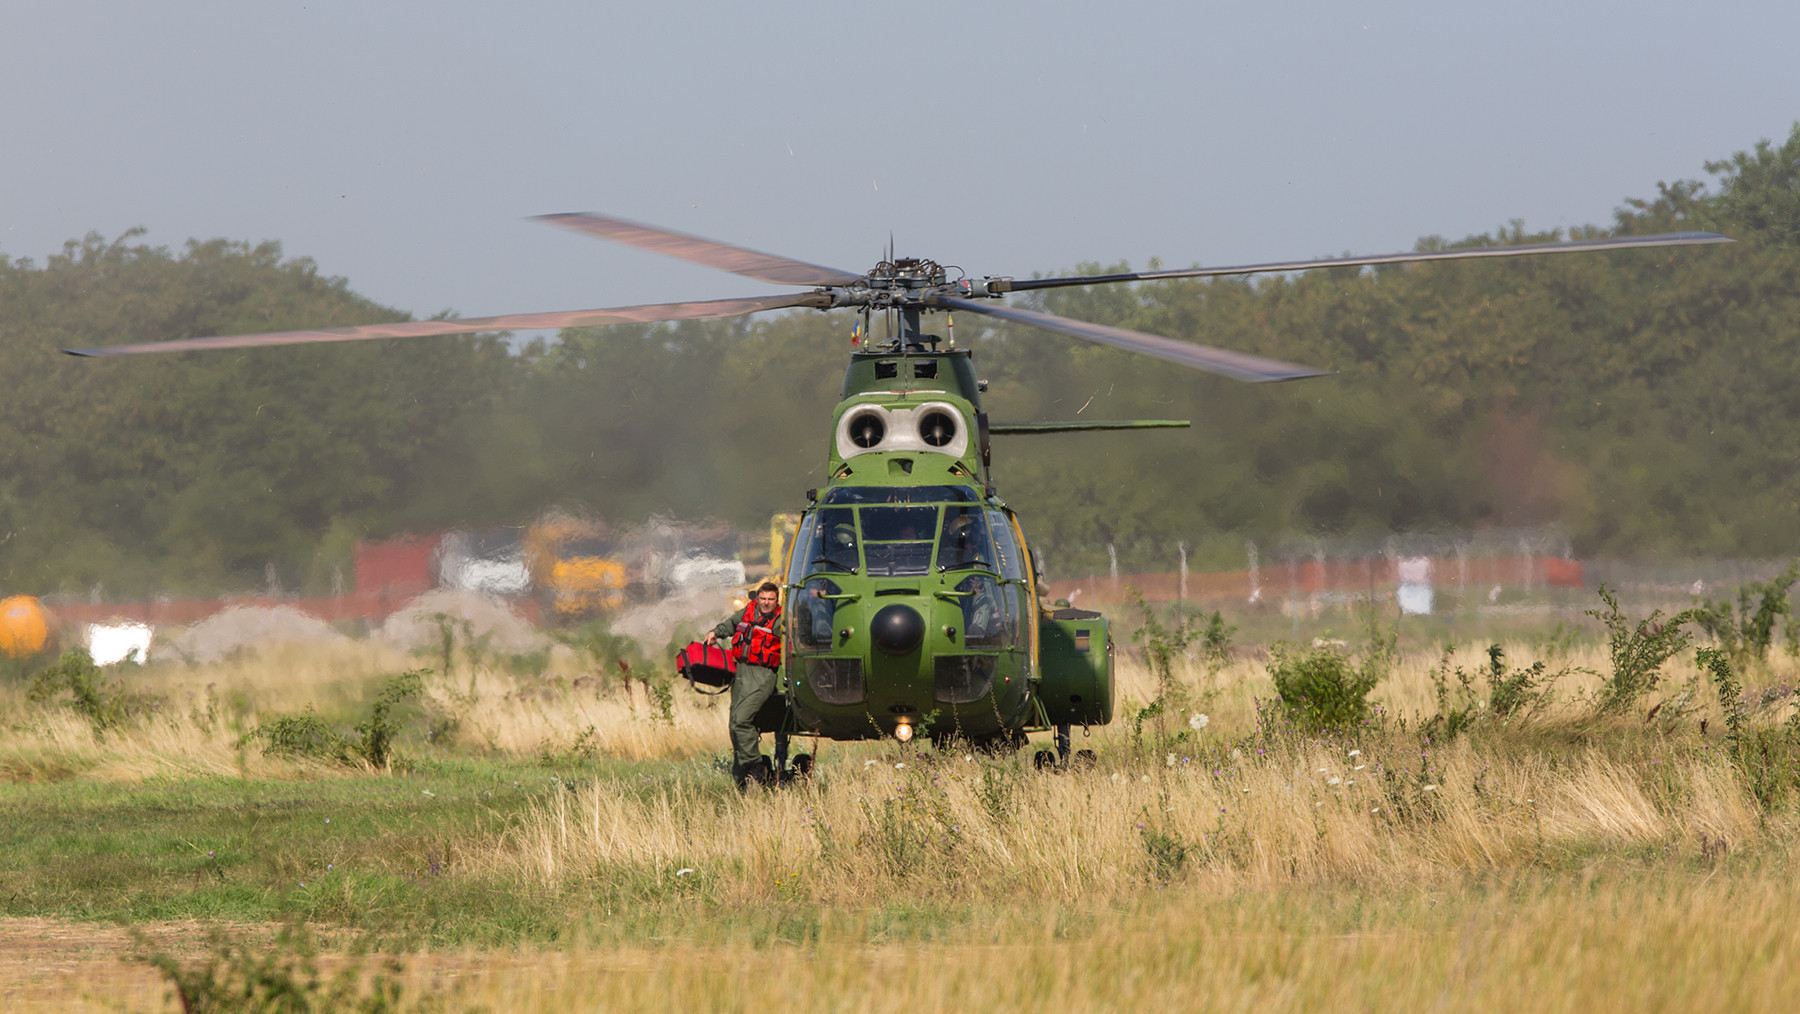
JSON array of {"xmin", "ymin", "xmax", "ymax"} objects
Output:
[
  {"xmin": 727, "ymin": 600, "xmax": 783, "ymax": 669},
  {"xmin": 0, "ymin": 595, "xmax": 50, "ymax": 658}
]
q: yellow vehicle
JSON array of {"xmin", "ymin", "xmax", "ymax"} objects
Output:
[
  {"xmin": 767, "ymin": 512, "xmax": 801, "ymax": 580},
  {"xmin": 524, "ymin": 514, "xmax": 628, "ymax": 621}
]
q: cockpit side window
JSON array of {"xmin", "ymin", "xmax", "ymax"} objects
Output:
[
  {"xmin": 785, "ymin": 514, "xmax": 818, "ymax": 585},
  {"xmin": 987, "ymin": 509, "xmax": 1024, "ymax": 581},
  {"xmin": 804, "ymin": 508, "xmax": 858, "ymax": 573},
  {"xmin": 791, "ymin": 577, "xmax": 842, "ymax": 651},
  {"xmin": 936, "ymin": 506, "xmax": 994, "ymax": 571},
  {"xmin": 955, "ymin": 574, "xmax": 1006, "ymax": 648}
]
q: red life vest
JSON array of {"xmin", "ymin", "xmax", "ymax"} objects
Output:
[{"xmin": 733, "ymin": 601, "xmax": 783, "ymax": 669}]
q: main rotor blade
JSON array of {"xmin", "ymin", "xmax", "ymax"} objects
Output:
[
  {"xmin": 535, "ymin": 212, "xmax": 864, "ymax": 287},
  {"xmin": 931, "ymin": 295, "xmax": 1329, "ymax": 383},
  {"xmin": 1005, "ymin": 231, "xmax": 1734, "ymax": 292},
  {"xmin": 62, "ymin": 292, "xmax": 828, "ymax": 357}
]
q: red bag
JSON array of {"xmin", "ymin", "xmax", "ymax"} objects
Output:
[{"xmin": 676, "ymin": 641, "xmax": 736, "ymax": 690}]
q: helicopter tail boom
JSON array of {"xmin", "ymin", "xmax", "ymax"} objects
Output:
[{"xmin": 987, "ymin": 420, "xmax": 1191, "ymax": 434}]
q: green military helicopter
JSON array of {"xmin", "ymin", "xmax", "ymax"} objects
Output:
[{"xmin": 66, "ymin": 215, "xmax": 1730, "ymax": 770}]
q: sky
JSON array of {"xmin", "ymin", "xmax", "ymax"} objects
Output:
[{"xmin": 4, "ymin": 0, "xmax": 1797, "ymax": 337}]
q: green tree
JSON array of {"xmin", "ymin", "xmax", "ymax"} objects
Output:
[{"xmin": 1708, "ymin": 122, "xmax": 1800, "ymax": 248}]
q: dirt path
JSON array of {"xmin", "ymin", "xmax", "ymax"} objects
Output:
[
  {"xmin": 0, "ymin": 917, "xmax": 660, "ymax": 1011},
  {"xmin": 0, "ymin": 917, "xmax": 383, "ymax": 1011},
  {"xmin": 0, "ymin": 917, "xmax": 189, "ymax": 1011}
]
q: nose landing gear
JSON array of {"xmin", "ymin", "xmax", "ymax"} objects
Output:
[
  {"xmin": 769, "ymin": 731, "xmax": 814, "ymax": 786},
  {"xmin": 1032, "ymin": 723, "xmax": 1097, "ymax": 771}
]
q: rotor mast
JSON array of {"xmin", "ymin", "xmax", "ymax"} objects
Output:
[{"xmin": 856, "ymin": 257, "xmax": 946, "ymax": 347}]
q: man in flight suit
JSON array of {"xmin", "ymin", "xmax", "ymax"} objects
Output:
[{"xmin": 704, "ymin": 581, "xmax": 783, "ymax": 789}]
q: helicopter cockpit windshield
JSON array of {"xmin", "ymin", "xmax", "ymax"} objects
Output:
[
  {"xmin": 794, "ymin": 500, "xmax": 1001, "ymax": 581},
  {"xmin": 861, "ymin": 505, "xmax": 937, "ymax": 576}
]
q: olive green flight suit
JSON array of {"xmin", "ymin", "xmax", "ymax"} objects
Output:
[{"xmin": 711, "ymin": 609, "xmax": 781, "ymax": 780}]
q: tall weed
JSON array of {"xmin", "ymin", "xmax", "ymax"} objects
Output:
[
  {"xmin": 1126, "ymin": 590, "xmax": 1197, "ymax": 750},
  {"xmin": 253, "ymin": 707, "xmax": 357, "ymax": 765},
  {"xmin": 1697, "ymin": 646, "xmax": 1800, "ymax": 808},
  {"xmin": 27, "ymin": 649, "xmax": 162, "ymax": 737},
  {"xmin": 1588, "ymin": 584, "xmax": 1698, "ymax": 715},
  {"xmin": 248, "ymin": 669, "xmax": 427, "ymax": 769},
  {"xmin": 1426, "ymin": 644, "xmax": 1565, "ymax": 741},
  {"xmin": 1197, "ymin": 610, "xmax": 1236, "ymax": 670},
  {"xmin": 354, "ymin": 669, "xmax": 424, "ymax": 768},
  {"xmin": 1267, "ymin": 642, "xmax": 1382, "ymax": 732},
  {"xmin": 1693, "ymin": 562, "xmax": 1798, "ymax": 667}
]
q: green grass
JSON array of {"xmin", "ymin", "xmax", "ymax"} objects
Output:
[
  {"xmin": 0, "ymin": 757, "xmax": 686, "ymax": 943},
  {"xmin": 0, "ymin": 764, "xmax": 994, "ymax": 950},
  {"xmin": 7, "ymin": 594, "xmax": 1800, "ymax": 1011},
  {"xmin": 3, "ymin": 633, "xmax": 1800, "ymax": 1014}
]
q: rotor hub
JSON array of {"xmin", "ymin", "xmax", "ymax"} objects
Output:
[{"xmin": 824, "ymin": 256, "xmax": 1010, "ymax": 314}]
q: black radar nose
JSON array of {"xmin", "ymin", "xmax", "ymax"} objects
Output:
[{"xmin": 870, "ymin": 604, "xmax": 926, "ymax": 656}]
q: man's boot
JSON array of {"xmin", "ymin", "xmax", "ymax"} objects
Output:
[
  {"xmin": 735, "ymin": 756, "xmax": 774, "ymax": 792},
  {"xmin": 748, "ymin": 756, "xmax": 774, "ymax": 789}
]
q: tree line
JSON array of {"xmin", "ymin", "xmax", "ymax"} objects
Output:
[{"xmin": 3, "ymin": 126, "xmax": 1797, "ymax": 597}]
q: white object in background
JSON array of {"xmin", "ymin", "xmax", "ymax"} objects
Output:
[
  {"xmin": 88, "ymin": 622, "xmax": 153, "ymax": 664},
  {"xmin": 668, "ymin": 555, "xmax": 747, "ymax": 593},
  {"xmin": 1396, "ymin": 585, "xmax": 1434, "ymax": 616},
  {"xmin": 1396, "ymin": 556, "xmax": 1434, "ymax": 615}
]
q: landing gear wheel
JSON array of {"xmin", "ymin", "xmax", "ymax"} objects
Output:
[
  {"xmin": 1072, "ymin": 749, "xmax": 1098, "ymax": 768},
  {"xmin": 1033, "ymin": 749, "xmax": 1058, "ymax": 771},
  {"xmin": 792, "ymin": 753, "xmax": 814, "ymax": 777}
]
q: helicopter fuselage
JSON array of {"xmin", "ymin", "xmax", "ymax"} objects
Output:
[{"xmin": 761, "ymin": 343, "xmax": 1113, "ymax": 747}]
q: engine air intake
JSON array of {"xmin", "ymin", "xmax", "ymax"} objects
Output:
[
  {"xmin": 919, "ymin": 410, "xmax": 957, "ymax": 447},
  {"xmin": 848, "ymin": 412, "xmax": 885, "ymax": 448}
]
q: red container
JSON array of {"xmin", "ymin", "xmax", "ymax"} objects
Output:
[{"xmin": 676, "ymin": 641, "xmax": 737, "ymax": 687}]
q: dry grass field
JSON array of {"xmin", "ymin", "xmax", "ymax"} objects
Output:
[{"xmin": 3, "ymin": 606, "xmax": 1798, "ymax": 1011}]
